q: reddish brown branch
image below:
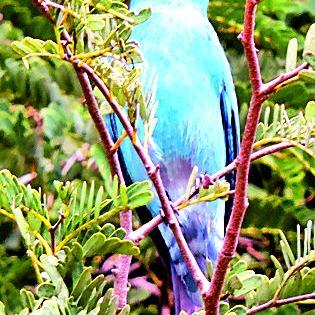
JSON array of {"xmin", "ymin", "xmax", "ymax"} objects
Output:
[
  {"xmin": 82, "ymin": 63, "xmax": 210, "ymax": 294},
  {"xmin": 76, "ymin": 67, "xmax": 132, "ymax": 310},
  {"xmin": 204, "ymin": 0, "xmax": 302, "ymax": 313},
  {"xmin": 247, "ymin": 292, "xmax": 315, "ymax": 315},
  {"xmin": 129, "ymin": 142, "xmax": 294, "ymax": 243},
  {"xmin": 31, "ymin": 0, "xmax": 133, "ymax": 308},
  {"xmin": 262, "ymin": 62, "xmax": 309, "ymax": 95}
]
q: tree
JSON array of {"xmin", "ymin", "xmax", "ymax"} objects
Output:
[{"xmin": 0, "ymin": 0, "xmax": 314, "ymax": 314}]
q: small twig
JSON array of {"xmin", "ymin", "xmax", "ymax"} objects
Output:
[
  {"xmin": 31, "ymin": 0, "xmax": 133, "ymax": 308},
  {"xmin": 49, "ymin": 211, "xmax": 65, "ymax": 255},
  {"xmin": 262, "ymin": 62, "xmax": 309, "ymax": 95},
  {"xmin": 81, "ymin": 62, "xmax": 210, "ymax": 294},
  {"xmin": 247, "ymin": 292, "xmax": 315, "ymax": 315},
  {"xmin": 204, "ymin": 0, "xmax": 308, "ymax": 313},
  {"xmin": 76, "ymin": 64, "xmax": 133, "ymax": 310},
  {"xmin": 129, "ymin": 142, "xmax": 294, "ymax": 243},
  {"xmin": 18, "ymin": 172, "xmax": 38, "ymax": 185}
]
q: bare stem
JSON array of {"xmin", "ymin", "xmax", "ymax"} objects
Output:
[
  {"xmin": 247, "ymin": 292, "xmax": 315, "ymax": 315},
  {"xmin": 204, "ymin": 0, "xmax": 308, "ymax": 313},
  {"xmin": 31, "ymin": 0, "xmax": 133, "ymax": 308},
  {"xmin": 129, "ymin": 141, "xmax": 294, "ymax": 243},
  {"xmin": 49, "ymin": 211, "xmax": 65, "ymax": 255},
  {"xmin": 76, "ymin": 69, "xmax": 132, "ymax": 309},
  {"xmin": 81, "ymin": 63, "xmax": 210, "ymax": 294}
]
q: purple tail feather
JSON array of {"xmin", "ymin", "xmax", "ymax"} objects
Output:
[{"xmin": 171, "ymin": 265, "xmax": 203, "ymax": 315}]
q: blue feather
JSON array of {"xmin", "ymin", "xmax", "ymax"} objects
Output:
[{"xmin": 110, "ymin": 1, "xmax": 240, "ymax": 313}]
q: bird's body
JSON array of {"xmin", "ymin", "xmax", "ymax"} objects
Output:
[{"xmin": 110, "ymin": 0, "xmax": 240, "ymax": 313}]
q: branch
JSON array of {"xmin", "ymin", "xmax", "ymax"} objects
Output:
[
  {"xmin": 247, "ymin": 292, "xmax": 315, "ymax": 315},
  {"xmin": 31, "ymin": 0, "xmax": 133, "ymax": 308},
  {"xmin": 262, "ymin": 62, "xmax": 309, "ymax": 95},
  {"xmin": 49, "ymin": 211, "xmax": 65, "ymax": 255},
  {"xmin": 129, "ymin": 141, "xmax": 294, "ymax": 243},
  {"xmin": 81, "ymin": 63, "xmax": 210, "ymax": 294},
  {"xmin": 76, "ymin": 63, "xmax": 133, "ymax": 310},
  {"xmin": 204, "ymin": 0, "xmax": 307, "ymax": 313}
]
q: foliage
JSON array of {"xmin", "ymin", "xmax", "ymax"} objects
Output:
[{"xmin": 0, "ymin": 0, "xmax": 314, "ymax": 314}]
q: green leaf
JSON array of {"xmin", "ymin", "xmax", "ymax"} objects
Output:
[
  {"xmin": 286, "ymin": 38, "xmax": 298, "ymax": 72},
  {"xmin": 303, "ymin": 23, "xmax": 315, "ymax": 57},
  {"xmin": 83, "ymin": 232, "xmax": 107, "ymax": 257},
  {"xmin": 301, "ymin": 268, "xmax": 315, "ymax": 294},
  {"xmin": 78, "ymin": 275, "xmax": 105, "ymax": 308},
  {"xmin": 119, "ymin": 305, "xmax": 130, "ymax": 315},
  {"xmin": 0, "ymin": 302, "xmax": 5, "ymax": 315},
  {"xmin": 234, "ymin": 275, "xmax": 263, "ymax": 297},
  {"xmin": 87, "ymin": 15, "xmax": 106, "ymax": 31},
  {"xmin": 40, "ymin": 255, "xmax": 69, "ymax": 299},
  {"xmin": 39, "ymin": 298, "xmax": 61, "ymax": 315},
  {"xmin": 20, "ymin": 289, "xmax": 35, "ymax": 310},
  {"xmin": 299, "ymin": 69, "xmax": 315, "ymax": 83},
  {"xmin": 11, "ymin": 206, "xmax": 32, "ymax": 247},
  {"xmin": 83, "ymin": 232, "xmax": 139, "ymax": 257},
  {"xmin": 305, "ymin": 101, "xmax": 315, "ymax": 120},
  {"xmin": 219, "ymin": 302, "xmax": 230, "ymax": 315},
  {"xmin": 226, "ymin": 305, "xmax": 247, "ymax": 315},
  {"xmin": 131, "ymin": 8, "xmax": 151, "ymax": 25},
  {"xmin": 37, "ymin": 283, "xmax": 56, "ymax": 298},
  {"xmin": 72, "ymin": 267, "xmax": 93, "ymax": 300}
]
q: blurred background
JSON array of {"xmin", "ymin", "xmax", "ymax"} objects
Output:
[{"xmin": 0, "ymin": 0, "xmax": 314, "ymax": 313}]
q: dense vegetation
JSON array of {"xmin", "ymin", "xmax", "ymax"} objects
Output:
[{"xmin": 0, "ymin": 0, "xmax": 314, "ymax": 314}]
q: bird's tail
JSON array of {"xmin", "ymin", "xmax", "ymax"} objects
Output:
[{"xmin": 171, "ymin": 264, "xmax": 203, "ymax": 315}]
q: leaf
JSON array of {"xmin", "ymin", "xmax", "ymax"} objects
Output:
[
  {"xmin": 305, "ymin": 101, "xmax": 315, "ymax": 120},
  {"xmin": 119, "ymin": 305, "xmax": 130, "ymax": 315},
  {"xmin": 83, "ymin": 232, "xmax": 107, "ymax": 257},
  {"xmin": 11, "ymin": 206, "xmax": 32, "ymax": 247},
  {"xmin": 40, "ymin": 255, "xmax": 69, "ymax": 299},
  {"xmin": 286, "ymin": 38, "xmax": 298, "ymax": 72},
  {"xmin": 128, "ymin": 191, "xmax": 153, "ymax": 209},
  {"xmin": 37, "ymin": 283, "xmax": 56, "ymax": 298},
  {"xmin": 37, "ymin": 298, "xmax": 61, "ymax": 315},
  {"xmin": 226, "ymin": 305, "xmax": 247, "ymax": 315},
  {"xmin": 0, "ymin": 302, "xmax": 5, "ymax": 315},
  {"xmin": 234, "ymin": 275, "xmax": 263, "ymax": 297},
  {"xmin": 87, "ymin": 15, "xmax": 106, "ymax": 31},
  {"xmin": 303, "ymin": 23, "xmax": 315, "ymax": 57},
  {"xmin": 83, "ymin": 232, "xmax": 139, "ymax": 257},
  {"xmin": 219, "ymin": 302, "xmax": 230, "ymax": 315},
  {"xmin": 131, "ymin": 8, "xmax": 151, "ymax": 25},
  {"xmin": 78, "ymin": 275, "xmax": 105, "ymax": 308},
  {"xmin": 20, "ymin": 289, "xmax": 35, "ymax": 310},
  {"xmin": 72, "ymin": 267, "xmax": 93, "ymax": 300}
]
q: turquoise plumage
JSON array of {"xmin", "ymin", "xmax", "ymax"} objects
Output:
[{"xmin": 110, "ymin": 0, "xmax": 240, "ymax": 313}]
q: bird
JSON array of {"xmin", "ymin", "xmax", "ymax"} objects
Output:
[{"xmin": 109, "ymin": 0, "xmax": 240, "ymax": 313}]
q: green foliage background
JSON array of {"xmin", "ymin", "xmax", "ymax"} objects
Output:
[{"xmin": 0, "ymin": 0, "xmax": 314, "ymax": 314}]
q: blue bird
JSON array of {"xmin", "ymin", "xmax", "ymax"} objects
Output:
[{"xmin": 110, "ymin": 0, "xmax": 240, "ymax": 313}]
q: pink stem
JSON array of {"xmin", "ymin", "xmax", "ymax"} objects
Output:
[
  {"xmin": 31, "ymin": 0, "xmax": 134, "ymax": 306},
  {"xmin": 247, "ymin": 292, "xmax": 315, "ymax": 314},
  {"xmin": 129, "ymin": 142, "xmax": 294, "ymax": 243},
  {"xmin": 81, "ymin": 63, "xmax": 210, "ymax": 293},
  {"xmin": 76, "ymin": 70, "xmax": 133, "ymax": 308},
  {"xmin": 204, "ymin": 0, "xmax": 271, "ymax": 313}
]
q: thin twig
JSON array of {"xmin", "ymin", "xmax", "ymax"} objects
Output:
[
  {"xmin": 81, "ymin": 62, "xmax": 210, "ymax": 294},
  {"xmin": 204, "ymin": 0, "xmax": 307, "ymax": 313},
  {"xmin": 129, "ymin": 142, "xmax": 294, "ymax": 243},
  {"xmin": 247, "ymin": 292, "xmax": 315, "ymax": 315},
  {"xmin": 49, "ymin": 211, "xmax": 65, "ymax": 255},
  {"xmin": 31, "ymin": 0, "xmax": 133, "ymax": 308},
  {"xmin": 76, "ymin": 69, "xmax": 132, "ymax": 309}
]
